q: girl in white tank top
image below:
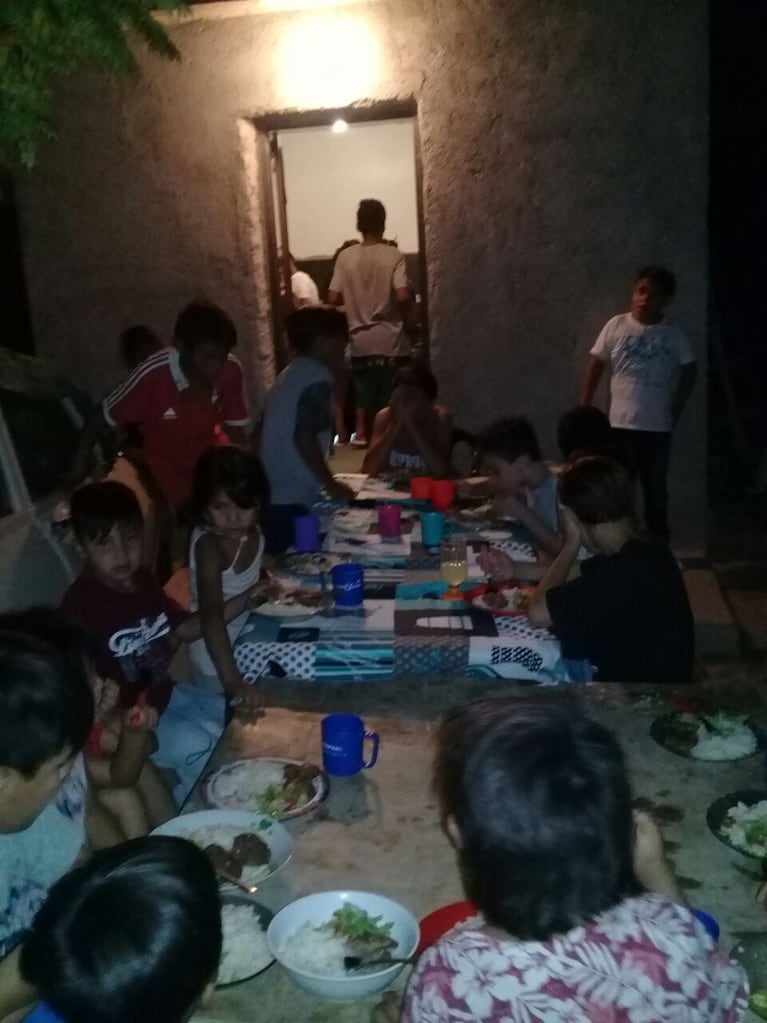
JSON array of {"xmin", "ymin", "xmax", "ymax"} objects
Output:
[{"xmin": 188, "ymin": 448, "xmax": 271, "ymax": 714}]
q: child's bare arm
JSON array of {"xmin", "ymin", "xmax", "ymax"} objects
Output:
[
  {"xmin": 174, "ymin": 576, "xmax": 278, "ymax": 645},
  {"xmin": 195, "ymin": 533, "xmax": 263, "ymax": 717},
  {"xmin": 0, "ymin": 948, "xmax": 35, "ymax": 1022},
  {"xmin": 362, "ymin": 409, "xmax": 399, "ymax": 476},
  {"xmin": 528, "ymin": 508, "xmax": 582, "ymax": 628},
  {"xmin": 109, "ymin": 705, "xmax": 157, "ymax": 788},
  {"xmin": 580, "ymin": 355, "xmax": 606, "ymax": 406},
  {"xmin": 500, "ymin": 495, "xmax": 562, "ymax": 558}
]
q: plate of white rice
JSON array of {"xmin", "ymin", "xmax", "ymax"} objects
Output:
[
  {"xmin": 151, "ymin": 810, "xmax": 294, "ymax": 884},
  {"xmin": 217, "ymin": 895, "xmax": 274, "ymax": 986},
  {"xmin": 651, "ymin": 711, "xmax": 761, "ymax": 761},
  {"xmin": 707, "ymin": 790, "xmax": 767, "ymax": 859},
  {"xmin": 202, "ymin": 758, "xmax": 328, "ymax": 820}
]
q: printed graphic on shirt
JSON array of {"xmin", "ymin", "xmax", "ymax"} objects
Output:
[
  {"xmin": 108, "ymin": 613, "xmax": 172, "ymax": 688},
  {"xmin": 612, "ymin": 332, "xmax": 680, "ymax": 383}
]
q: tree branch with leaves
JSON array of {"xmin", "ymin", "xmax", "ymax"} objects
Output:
[{"xmin": 0, "ymin": 0, "xmax": 188, "ymax": 167}]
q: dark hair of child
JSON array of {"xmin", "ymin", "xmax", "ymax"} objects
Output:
[
  {"xmin": 119, "ymin": 326, "xmax": 162, "ymax": 372},
  {"xmin": 635, "ymin": 265, "xmax": 676, "ymax": 301},
  {"xmin": 394, "ymin": 364, "xmax": 438, "ymax": 403},
  {"xmin": 285, "ymin": 306, "xmax": 348, "ymax": 355},
  {"xmin": 478, "ymin": 416, "xmax": 542, "ymax": 465},
  {"xmin": 434, "ymin": 699, "xmax": 640, "ymax": 942},
  {"xmin": 557, "ymin": 406, "xmax": 616, "ymax": 463},
  {"xmin": 70, "ymin": 481, "xmax": 143, "ymax": 547},
  {"xmin": 0, "ymin": 609, "xmax": 94, "ymax": 776},
  {"xmin": 558, "ymin": 456, "xmax": 635, "ymax": 525},
  {"xmin": 191, "ymin": 446, "xmax": 269, "ymax": 517},
  {"xmin": 20, "ymin": 836, "xmax": 222, "ymax": 1023},
  {"xmin": 174, "ymin": 301, "xmax": 237, "ymax": 353},
  {"xmin": 357, "ymin": 198, "xmax": 386, "ymax": 235}
]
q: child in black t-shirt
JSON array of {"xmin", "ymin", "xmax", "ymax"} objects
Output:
[{"xmin": 480, "ymin": 457, "xmax": 693, "ymax": 683}]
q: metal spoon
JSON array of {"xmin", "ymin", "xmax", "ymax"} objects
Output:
[
  {"xmin": 216, "ymin": 869, "xmax": 258, "ymax": 895},
  {"xmin": 343, "ymin": 955, "xmax": 415, "ymax": 971}
]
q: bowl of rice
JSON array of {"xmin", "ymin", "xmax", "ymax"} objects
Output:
[
  {"xmin": 267, "ymin": 890, "xmax": 419, "ymax": 1001},
  {"xmin": 217, "ymin": 894, "xmax": 274, "ymax": 986}
]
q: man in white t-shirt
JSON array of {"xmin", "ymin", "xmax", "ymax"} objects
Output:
[
  {"xmin": 580, "ymin": 266, "xmax": 696, "ymax": 542},
  {"xmin": 328, "ymin": 199, "xmax": 414, "ymax": 445}
]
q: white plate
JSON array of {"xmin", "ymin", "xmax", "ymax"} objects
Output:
[
  {"xmin": 202, "ymin": 757, "xmax": 329, "ymax": 820},
  {"xmin": 152, "ymin": 809, "xmax": 294, "ymax": 883}
]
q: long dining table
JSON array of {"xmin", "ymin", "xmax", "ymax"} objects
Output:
[{"xmin": 188, "ymin": 680, "xmax": 767, "ymax": 1023}]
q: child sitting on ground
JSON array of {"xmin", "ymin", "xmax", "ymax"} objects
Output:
[
  {"xmin": 0, "ymin": 610, "xmax": 94, "ymax": 1020},
  {"xmin": 189, "ymin": 446, "xmax": 279, "ymax": 718},
  {"xmin": 481, "ymin": 456, "xmax": 694, "ymax": 683},
  {"xmin": 60, "ymin": 481, "xmax": 263, "ymax": 805},
  {"xmin": 84, "ymin": 674, "xmax": 174, "ymax": 840},
  {"xmin": 362, "ymin": 364, "xmax": 453, "ymax": 478},
  {"xmin": 383, "ymin": 699, "xmax": 747, "ymax": 1022},
  {"xmin": 19, "ymin": 836, "xmax": 221, "ymax": 1023},
  {"xmin": 477, "ymin": 417, "xmax": 562, "ymax": 557}
]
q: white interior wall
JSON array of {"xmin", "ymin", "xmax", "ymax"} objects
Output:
[{"xmin": 278, "ymin": 118, "xmax": 419, "ymax": 258}]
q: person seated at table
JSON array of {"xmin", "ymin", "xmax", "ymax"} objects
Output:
[
  {"xmin": 260, "ymin": 307, "xmax": 355, "ymax": 554},
  {"xmin": 188, "ymin": 446, "xmax": 278, "ymax": 719},
  {"xmin": 481, "ymin": 456, "xmax": 694, "ymax": 683},
  {"xmin": 389, "ymin": 699, "xmax": 747, "ymax": 1023},
  {"xmin": 362, "ymin": 364, "xmax": 452, "ymax": 479},
  {"xmin": 557, "ymin": 405, "xmax": 617, "ymax": 464},
  {"xmin": 0, "ymin": 610, "xmax": 94, "ymax": 1021},
  {"xmin": 19, "ymin": 836, "xmax": 222, "ymax": 1023},
  {"xmin": 60, "ymin": 481, "xmax": 260, "ymax": 805},
  {"xmin": 477, "ymin": 417, "xmax": 562, "ymax": 557}
]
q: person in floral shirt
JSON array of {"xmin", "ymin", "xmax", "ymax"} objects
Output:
[{"xmin": 395, "ymin": 700, "xmax": 748, "ymax": 1023}]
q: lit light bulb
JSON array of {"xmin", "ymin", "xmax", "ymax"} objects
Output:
[{"xmin": 331, "ymin": 118, "xmax": 348, "ymax": 134}]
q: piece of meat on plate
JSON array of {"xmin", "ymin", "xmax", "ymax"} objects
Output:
[{"xmin": 232, "ymin": 832, "xmax": 270, "ymax": 866}]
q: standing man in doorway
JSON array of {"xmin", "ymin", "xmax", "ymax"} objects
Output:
[{"xmin": 328, "ymin": 199, "xmax": 414, "ymax": 446}]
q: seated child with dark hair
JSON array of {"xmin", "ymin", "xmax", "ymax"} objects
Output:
[
  {"xmin": 482, "ymin": 456, "xmax": 693, "ymax": 683},
  {"xmin": 60, "ymin": 481, "xmax": 263, "ymax": 804},
  {"xmin": 557, "ymin": 405, "xmax": 617, "ymax": 464},
  {"xmin": 0, "ymin": 610, "xmax": 94, "ymax": 1018},
  {"xmin": 362, "ymin": 364, "xmax": 453, "ymax": 478},
  {"xmin": 392, "ymin": 699, "xmax": 747, "ymax": 1022},
  {"xmin": 19, "ymin": 836, "xmax": 221, "ymax": 1023},
  {"xmin": 189, "ymin": 447, "xmax": 282, "ymax": 718},
  {"xmin": 477, "ymin": 416, "xmax": 562, "ymax": 557}
]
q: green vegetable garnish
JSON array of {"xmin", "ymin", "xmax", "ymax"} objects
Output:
[
  {"xmin": 330, "ymin": 904, "xmax": 394, "ymax": 941},
  {"xmin": 744, "ymin": 819, "xmax": 767, "ymax": 846},
  {"xmin": 255, "ymin": 780, "xmax": 311, "ymax": 818}
]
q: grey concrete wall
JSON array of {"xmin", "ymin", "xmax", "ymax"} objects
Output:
[{"xmin": 16, "ymin": 0, "xmax": 708, "ymax": 545}]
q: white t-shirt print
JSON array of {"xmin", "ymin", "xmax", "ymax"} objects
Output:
[{"xmin": 591, "ymin": 313, "xmax": 695, "ymax": 432}]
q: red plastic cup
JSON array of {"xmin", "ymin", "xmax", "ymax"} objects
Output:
[
  {"xmin": 377, "ymin": 503, "xmax": 402, "ymax": 539},
  {"xmin": 410, "ymin": 476, "xmax": 433, "ymax": 500},
  {"xmin": 431, "ymin": 479, "xmax": 456, "ymax": 512}
]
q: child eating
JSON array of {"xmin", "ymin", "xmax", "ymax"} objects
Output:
[{"xmin": 477, "ymin": 417, "xmax": 562, "ymax": 557}]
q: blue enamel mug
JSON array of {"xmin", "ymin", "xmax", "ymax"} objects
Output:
[{"xmin": 321, "ymin": 713, "xmax": 379, "ymax": 776}]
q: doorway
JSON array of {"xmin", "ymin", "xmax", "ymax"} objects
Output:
[{"xmin": 254, "ymin": 103, "xmax": 429, "ymax": 374}]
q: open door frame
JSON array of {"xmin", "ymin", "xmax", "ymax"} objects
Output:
[{"xmin": 253, "ymin": 99, "xmax": 429, "ymax": 369}]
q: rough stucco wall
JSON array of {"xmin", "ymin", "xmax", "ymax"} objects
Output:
[{"xmin": 16, "ymin": 0, "xmax": 708, "ymax": 544}]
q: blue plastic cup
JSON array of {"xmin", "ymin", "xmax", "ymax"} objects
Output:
[
  {"xmin": 421, "ymin": 511, "xmax": 445, "ymax": 548},
  {"xmin": 331, "ymin": 563, "xmax": 364, "ymax": 608},
  {"xmin": 294, "ymin": 514, "xmax": 320, "ymax": 552},
  {"xmin": 322, "ymin": 713, "xmax": 379, "ymax": 776}
]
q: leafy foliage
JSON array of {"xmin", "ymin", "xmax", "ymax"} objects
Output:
[{"xmin": 0, "ymin": 0, "xmax": 188, "ymax": 167}]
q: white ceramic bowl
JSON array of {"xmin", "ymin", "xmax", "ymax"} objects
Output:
[{"xmin": 267, "ymin": 890, "xmax": 420, "ymax": 1001}]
